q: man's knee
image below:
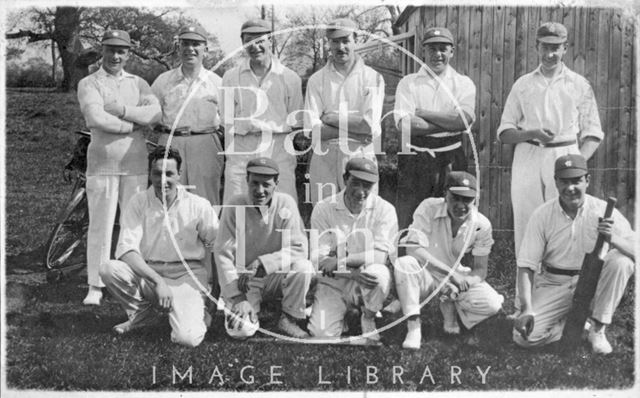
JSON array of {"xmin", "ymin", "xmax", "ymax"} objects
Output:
[
  {"xmin": 172, "ymin": 329, "xmax": 206, "ymax": 347},
  {"xmin": 393, "ymin": 256, "xmax": 421, "ymax": 284},
  {"xmin": 485, "ymin": 291, "xmax": 505, "ymax": 315},
  {"xmin": 365, "ymin": 263, "xmax": 391, "ymax": 290},
  {"xmin": 291, "ymin": 259, "xmax": 314, "ymax": 275},
  {"xmin": 603, "ymin": 250, "xmax": 635, "ymax": 277},
  {"xmin": 99, "ymin": 260, "xmax": 127, "ymax": 284}
]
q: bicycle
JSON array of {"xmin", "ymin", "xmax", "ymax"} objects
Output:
[{"xmin": 44, "ymin": 131, "xmax": 158, "ymax": 280}]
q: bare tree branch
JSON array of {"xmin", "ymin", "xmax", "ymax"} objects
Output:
[{"xmin": 6, "ymin": 29, "xmax": 52, "ymax": 42}]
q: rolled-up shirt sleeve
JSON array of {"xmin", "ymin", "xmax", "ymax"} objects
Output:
[
  {"xmin": 303, "ymin": 74, "xmax": 324, "ymax": 137},
  {"xmin": 78, "ymin": 78, "xmax": 133, "ymax": 134},
  {"xmin": 393, "ymin": 75, "xmax": 415, "ymax": 129},
  {"xmin": 213, "ymin": 206, "xmax": 241, "ymax": 299},
  {"xmin": 310, "ymin": 203, "xmax": 337, "ymax": 262},
  {"xmin": 577, "ymin": 78, "xmax": 604, "ymax": 141},
  {"xmin": 517, "ymin": 207, "xmax": 546, "ymax": 271},
  {"xmin": 496, "ymin": 81, "xmax": 523, "ymax": 137},
  {"xmin": 457, "ymin": 76, "xmax": 477, "ymax": 125},
  {"xmin": 198, "ymin": 204, "xmax": 219, "ymax": 249},
  {"xmin": 373, "ymin": 202, "xmax": 398, "ymax": 254},
  {"xmin": 115, "ymin": 193, "xmax": 145, "ymax": 259},
  {"xmin": 471, "ymin": 213, "xmax": 494, "ymax": 257},
  {"xmin": 361, "ymin": 72, "xmax": 385, "ymax": 138}
]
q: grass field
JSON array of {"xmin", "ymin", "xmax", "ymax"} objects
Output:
[{"xmin": 4, "ymin": 89, "xmax": 636, "ymax": 392}]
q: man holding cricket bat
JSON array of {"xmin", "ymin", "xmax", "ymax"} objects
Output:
[
  {"xmin": 394, "ymin": 171, "xmax": 504, "ymax": 350},
  {"xmin": 513, "ymin": 154, "xmax": 635, "ymax": 354}
]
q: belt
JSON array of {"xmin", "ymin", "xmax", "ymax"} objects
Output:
[
  {"xmin": 156, "ymin": 126, "xmax": 217, "ymax": 136},
  {"xmin": 526, "ymin": 139, "xmax": 577, "ymax": 148},
  {"xmin": 405, "ymin": 141, "xmax": 462, "ymax": 158},
  {"xmin": 543, "ymin": 264, "xmax": 580, "ymax": 276}
]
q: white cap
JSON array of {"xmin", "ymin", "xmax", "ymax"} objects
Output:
[{"xmin": 225, "ymin": 313, "xmax": 259, "ymax": 339}]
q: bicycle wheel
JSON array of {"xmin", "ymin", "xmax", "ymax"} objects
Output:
[{"xmin": 44, "ymin": 182, "xmax": 89, "ymax": 270}]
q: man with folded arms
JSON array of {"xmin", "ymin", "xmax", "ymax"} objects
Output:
[
  {"xmin": 77, "ymin": 29, "xmax": 161, "ymax": 305},
  {"xmin": 221, "ymin": 19, "xmax": 303, "ymax": 204},
  {"xmin": 101, "ymin": 146, "xmax": 218, "ymax": 347},
  {"xmin": 394, "ymin": 172, "xmax": 503, "ymax": 350},
  {"xmin": 152, "ymin": 25, "xmax": 224, "ymax": 207},
  {"xmin": 308, "ymin": 158, "xmax": 397, "ymax": 344},
  {"xmin": 214, "ymin": 157, "xmax": 312, "ymax": 339},
  {"xmin": 514, "ymin": 154, "xmax": 635, "ymax": 354}
]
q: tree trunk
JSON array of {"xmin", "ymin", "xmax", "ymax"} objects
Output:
[
  {"xmin": 51, "ymin": 38, "xmax": 56, "ymax": 84},
  {"xmin": 53, "ymin": 7, "xmax": 85, "ymax": 91}
]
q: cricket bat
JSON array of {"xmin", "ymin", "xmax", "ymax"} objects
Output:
[{"xmin": 562, "ymin": 197, "xmax": 617, "ymax": 346}]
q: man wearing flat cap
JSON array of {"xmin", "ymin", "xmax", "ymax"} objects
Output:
[
  {"xmin": 214, "ymin": 157, "xmax": 313, "ymax": 339},
  {"xmin": 307, "ymin": 158, "xmax": 398, "ymax": 344},
  {"xmin": 151, "ymin": 25, "xmax": 224, "ymax": 208},
  {"xmin": 498, "ymin": 23, "xmax": 604, "ymax": 314},
  {"xmin": 220, "ymin": 19, "xmax": 303, "ymax": 204},
  {"xmin": 304, "ymin": 18, "xmax": 385, "ymax": 205},
  {"xmin": 77, "ymin": 29, "xmax": 161, "ymax": 306},
  {"xmin": 513, "ymin": 154, "xmax": 635, "ymax": 354},
  {"xmin": 394, "ymin": 27, "xmax": 477, "ymax": 229},
  {"xmin": 394, "ymin": 171, "xmax": 503, "ymax": 349}
]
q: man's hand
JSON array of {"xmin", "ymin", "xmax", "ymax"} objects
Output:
[
  {"xmin": 321, "ymin": 111, "xmax": 339, "ymax": 127},
  {"xmin": 531, "ymin": 128, "xmax": 555, "ymax": 143},
  {"xmin": 514, "ymin": 311, "xmax": 535, "ymax": 339},
  {"xmin": 450, "ymin": 273, "xmax": 470, "ymax": 292},
  {"xmin": 155, "ymin": 279, "xmax": 173, "ymax": 311},
  {"xmin": 597, "ymin": 217, "xmax": 614, "ymax": 243},
  {"xmin": 104, "ymin": 101, "xmax": 125, "ymax": 118},
  {"xmin": 237, "ymin": 272, "xmax": 253, "ymax": 294},
  {"xmin": 351, "ymin": 268, "xmax": 378, "ymax": 289},
  {"xmin": 319, "ymin": 256, "xmax": 338, "ymax": 277},
  {"xmin": 231, "ymin": 300, "xmax": 258, "ymax": 327}
]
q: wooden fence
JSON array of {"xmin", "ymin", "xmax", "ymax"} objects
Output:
[{"xmin": 375, "ymin": 5, "xmax": 637, "ymax": 234}]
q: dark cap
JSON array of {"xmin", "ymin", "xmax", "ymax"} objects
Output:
[
  {"xmin": 446, "ymin": 171, "xmax": 477, "ymax": 198},
  {"xmin": 345, "ymin": 157, "xmax": 379, "ymax": 183},
  {"xmin": 422, "ymin": 27, "xmax": 454, "ymax": 46},
  {"xmin": 247, "ymin": 157, "xmax": 279, "ymax": 176},
  {"xmin": 536, "ymin": 22, "xmax": 568, "ymax": 44},
  {"xmin": 554, "ymin": 154, "xmax": 588, "ymax": 179},
  {"xmin": 102, "ymin": 30, "xmax": 131, "ymax": 47},
  {"xmin": 179, "ymin": 25, "xmax": 208, "ymax": 42},
  {"xmin": 241, "ymin": 19, "xmax": 272, "ymax": 35},
  {"xmin": 325, "ymin": 18, "xmax": 357, "ymax": 39}
]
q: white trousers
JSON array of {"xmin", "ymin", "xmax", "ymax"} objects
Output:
[
  {"xmin": 513, "ymin": 250, "xmax": 634, "ymax": 347},
  {"xmin": 241, "ymin": 259, "xmax": 314, "ymax": 320},
  {"xmin": 86, "ymin": 174, "xmax": 147, "ymax": 288},
  {"xmin": 394, "ymin": 256, "xmax": 504, "ymax": 329},
  {"xmin": 223, "ymin": 133, "xmax": 298, "ymax": 204},
  {"xmin": 308, "ymin": 263, "xmax": 391, "ymax": 337},
  {"xmin": 101, "ymin": 259, "xmax": 209, "ymax": 347},
  {"xmin": 308, "ymin": 140, "xmax": 378, "ymax": 206},
  {"xmin": 158, "ymin": 133, "xmax": 224, "ymax": 206}
]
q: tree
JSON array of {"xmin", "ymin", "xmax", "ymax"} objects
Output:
[{"xmin": 6, "ymin": 6, "xmax": 229, "ymax": 90}]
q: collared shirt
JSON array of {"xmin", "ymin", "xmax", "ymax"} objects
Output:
[
  {"xmin": 518, "ymin": 195, "xmax": 634, "ymax": 271},
  {"xmin": 405, "ymin": 198, "xmax": 494, "ymax": 266},
  {"xmin": 311, "ymin": 191, "xmax": 398, "ymax": 259},
  {"xmin": 304, "ymin": 56, "xmax": 385, "ymax": 141},
  {"xmin": 77, "ymin": 67, "xmax": 161, "ymax": 175},
  {"xmin": 151, "ymin": 66, "xmax": 222, "ymax": 131},
  {"xmin": 497, "ymin": 63, "xmax": 604, "ymax": 143},
  {"xmin": 220, "ymin": 57, "xmax": 303, "ymax": 135},
  {"xmin": 116, "ymin": 186, "xmax": 219, "ymax": 263},
  {"xmin": 394, "ymin": 65, "xmax": 476, "ymax": 137},
  {"xmin": 214, "ymin": 192, "xmax": 308, "ymax": 299}
]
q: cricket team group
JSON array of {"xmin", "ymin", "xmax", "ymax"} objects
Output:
[{"xmin": 76, "ymin": 17, "xmax": 636, "ymax": 354}]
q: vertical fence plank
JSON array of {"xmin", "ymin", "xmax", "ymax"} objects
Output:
[
  {"xmin": 605, "ymin": 10, "xmax": 622, "ymax": 209},
  {"xmin": 514, "ymin": 7, "xmax": 528, "ymax": 80},
  {"xmin": 457, "ymin": 6, "xmax": 471, "ymax": 77},
  {"xmin": 478, "ymin": 7, "xmax": 493, "ymax": 224},
  {"xmin": 526, "ymin": 7, "xmax": 541, "ymax": 72},
  {"xmin": 618, "ymin": 13, "xmax": 634, "ymax": 218},
  {"xmin": 592, "ymin": 8, "xmax": 610, "ymax": 199},
  {"xmin": 468, "ymin": 6, "xmax": 484, "ymax": 173}
]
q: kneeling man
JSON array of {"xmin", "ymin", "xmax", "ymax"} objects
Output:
[
  {"xmin": 308, "ymin": 158, "xmax": 398, "ymax": 344},
  {"xmin": 395, "ymin": 171, "xmax": 503, "ymax": 349},
  {"xmin": 214, "ymin": 157, "xmax": 313, "ymax": 339},
  {"xmin": 514, "ymin": 154, "xmax": 635, "ymax": 354},
  {"xmin": 101, "ymin": 146, "xmax": 218, "ymax": 347}
]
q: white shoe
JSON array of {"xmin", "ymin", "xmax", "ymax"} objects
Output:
[
  {"xmin": 278, "ymin": 315, "xmax": 309, "ymax": 338},
  {"xmin": 440, "ymin": 300, "xmax": 460, "ymax": 335},
  {"xmin": 360, "ymin": 313, "xmax": 380, "ymax": 342},
  {"xmin": 588, "ymin": 327, "xmax": 612, "ymax": 354},
  {"xmin": 402, "ymin": 319, "xmax": 421, "ymax": 349},
  {"xmin": 83, "ymin": 286, "xmax": 103, "ymax": 305}
]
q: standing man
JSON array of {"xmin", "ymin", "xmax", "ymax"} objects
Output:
[
  {"xmin": 221, "ymin": 19, "xmax": 303, "ymax": 204},
  {"xmin": 308, "ymin": 158, "xmax": 397, "ymax": 344},
  {"xmin": 394, "ymin": 27, "xmax": 476, "ymax": 228},
  {"xmin": 77, "ymin": 30, "xmax": 161, "ymax": 305},
  {"xmin": 152, "ymin": 25, "xmax": 224, "ymax": 207},
  {"xmin": 394, "ymin": 172, "xmax": 504, "ymax": 350},
  {"xmin": 498, "ymin": 22, "xmax": 604, "ymax": 257},
  {"xmin": 513, "ymin": 154, "xmax": 635, "ymax": 354},
  {"xmin": 214, "ymin": 157, "xmax": 313, "ymax": 339},
  {"xmin": 101, "ymin": 146, "xmax": 218, "ymax": 347},
  {"xmin": 304, "ymin": 18, "xmax": 385, "ymax": 205}
]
